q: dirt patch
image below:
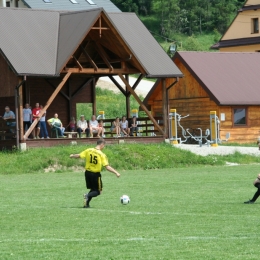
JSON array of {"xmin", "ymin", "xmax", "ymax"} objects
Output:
[{"xmin": 44, "ymin": 164, "xmax": 84, "ymax": 173}]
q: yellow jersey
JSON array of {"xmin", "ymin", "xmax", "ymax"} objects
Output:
[{"xmin": 79, "ymin": 148, "xmax": 109, "ymax": 172}]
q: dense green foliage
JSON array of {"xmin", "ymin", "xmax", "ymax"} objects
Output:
[
  {"xmin": 112, "ymin": 0, "xmax": 245, "ymax": 51},
  {"xmin": 112, "ymin": 0, "xmax": 244, "ymax": 35},
  {"xmin": 1, "ymin": 143, "xmax": 260, "ymax": 174},
  {"xmin": 1, "ymin": 165, "xmax": 260, "ymax": 259}
]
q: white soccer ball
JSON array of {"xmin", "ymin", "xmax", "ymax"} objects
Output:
[{"xmin": 120, "ymin": 195, "xmax": 130, "ymax": 205}]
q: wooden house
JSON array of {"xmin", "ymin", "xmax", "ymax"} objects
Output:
[
  {"xmin": 144, "ymin": 51, "xmax": 260, "ymax": 144},
  {"xmin": 212, "ymin": 0, "xmax": 260, "ymax": 52},
  {"xmin": 0, "ymin": 7, "xmax": 182, "ymax": 150}
]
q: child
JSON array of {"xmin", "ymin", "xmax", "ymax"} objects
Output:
[
  {"xmin": 244, "ymin": 173, "xmax": 260, "ymax": 204},
  {"xmin": 69, "ymin": 117, "xmax": 76, "ymax": 132}
]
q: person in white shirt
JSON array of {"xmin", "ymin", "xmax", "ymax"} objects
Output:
[
  {"xmin": 23, "ymin": 103, "xmax": 32, "ymax": 132},
  {"xmin": 77, "ymin": 115, "xmax": 90, "ymax": 138},
  {"xmin": 120, "ymin": 116, "xmax": 130, "ymax": 136},
  {"xmin": 89, "ymin": 115, "xmax": 103, "ymax": 138}
]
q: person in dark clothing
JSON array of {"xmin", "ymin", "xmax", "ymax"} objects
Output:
[{"xmin": 244, "ymin": 173, "xmax": 260, "ymax": 204}]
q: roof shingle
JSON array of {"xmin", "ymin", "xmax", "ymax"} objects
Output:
[{"xmin": 174, "ymin": 51, "xmax": 260, "ymax": 105}]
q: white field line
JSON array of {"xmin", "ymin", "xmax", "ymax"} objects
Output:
[{"xmin": 0, "ymin": 236, "xmax": 257, "ymax": 244}]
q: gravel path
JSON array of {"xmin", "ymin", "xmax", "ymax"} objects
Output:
[{"xmin": 174, "ymin": 144, "xmax": 260, "ymax": 157}]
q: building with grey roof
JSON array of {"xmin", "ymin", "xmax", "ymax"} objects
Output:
[
  {"xmin": 0, "ymin": 0, "xmax": 120, "ymax": 12},
  {"xmin": 0, "ymin": 7, "xmax": 182, "ymax": 149}
]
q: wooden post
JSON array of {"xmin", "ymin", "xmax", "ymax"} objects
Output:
[
  {"xmin": 118, "ymin": 74, "xmax": 165, "ymax": 136},
  {"xmin": 19, "ymin": 79, "xmax": 24, "ymax": 142},
  {"xmin": 24, "ymin": 72, "xmax": 71, "ymax": 139},
  {"xmin": 92, "ymin": 78, "xmax": 96, "ymax": 116},
  {"xmin": 125, "ymin": 74, "xmax": 130, "ymax": 118},
  {"xmin": 162, "ymin": 78, "xmax": 168, "ymax": 138}
]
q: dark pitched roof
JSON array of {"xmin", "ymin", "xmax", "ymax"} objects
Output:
[
  {"xmin": 211, "ymin": 36, "xmax": 260, "ymax": 49},
  {"xmin": 0, "ymin": 8, "xmax": 183, "ymax": 78},
  {"xmin": 107, "ymin": 13, "xmax": 183, "ymax": 78},
  {"xmin": 21, "ymin": 0, "xmax": 121, "ymax": 12},
  {"xmin": 0, "ymin": 7, "xmax": 101, "ymax": 76},
  {"xmin": 173, "ymin": 51, "xmax": 260, "ymax": 105}
]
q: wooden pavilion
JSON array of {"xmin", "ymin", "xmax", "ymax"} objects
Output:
[{"xmin": 0, "ymin": 7, "xmax": 183, "ymax": 150}]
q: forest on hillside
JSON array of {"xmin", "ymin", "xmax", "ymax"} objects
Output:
[{"xmin": 111, "ymin": 0, "xmax": 245, "ymax": 37}]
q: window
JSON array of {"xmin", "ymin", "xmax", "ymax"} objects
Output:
[
  {"xmin": 233, "ymin": 108, "xmax": 247, "ymax": 126},
  {"xmin": 252, "ymin": 18, "xmax": 259, "ymax": 34},
  {"xmin": 6, "ymin": 1, "xmax": 10, "ymax": 7},
  {"xmin": 43, "ymin": 0, "xmax": 52, "ymax": 3},
  {"xmin": 70, "ymin": 0, "xmax": 78, "ymax": 3},
  {"xmin": 86, "ymin": 0, "xmax": 96, "ymax": 4}
]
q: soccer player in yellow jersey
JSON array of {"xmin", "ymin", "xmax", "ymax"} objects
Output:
[{"xmin": 70, "ymin": 139, "xmax": 120, "ymax": 208}]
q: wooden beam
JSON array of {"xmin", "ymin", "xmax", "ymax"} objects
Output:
[
  {"xmin": 92, "ymin": 78, "xmax": 96, "ymax": 115},
  {"xmin": 45, "ymin": 79, "xmax": 70, "ymax": 100},
  {"xmin": 94, "ymin": 42, "xmax": 113, "ymax": 71},
  {"xmin": 127, "ymin": 74, "xmax": 145, "ymax": 97},
  {"xmin": 92, "ymin": 27, "xmax": 110, "ymax": 30},
  {"xmin": 162, "ymin": 79, "xmax": 168, "ymax": 138},
  {"xmin": 71, "ymin": 78, "xmax": 94, "ymax": 98},
  {"xmin": 19, "ymin": 79, "xmax": 24, "ymax": 142},
  {"xmin": 24, "ymin": 72, "xmax": 72, "ymax": 139},
  {"xmin": 80, "ymin": 45, "xmax": 98, "ymax": 71},
  {"xmin": 62, "ymin": 68, "xmax": 139, "ymax": 74},
  {"xmin": 72, "ymin": 55, "xmax": 83, "ymax": 71},
  {"xmin": 118, "ymin": 74, "xmax": 165, "ymax": 136},
  {"xmin": 108, "ymin": 75, "xmax": 126, "ymax": 96},
  {"xmin": 125, "ymin": 75, "xmax": 130, "ymax": 118}
]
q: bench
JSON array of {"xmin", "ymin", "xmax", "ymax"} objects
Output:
[{"xmin": 64, "ymin": 132, "xmax": 78, "ymax": 138}]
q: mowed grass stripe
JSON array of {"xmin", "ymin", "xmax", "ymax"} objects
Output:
[{"xmin": 0, "ymin": 165, "xmax": 260, "ymax": 259}]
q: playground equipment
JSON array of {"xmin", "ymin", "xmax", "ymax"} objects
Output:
[
  {"xmin": 97, "ymin": 111, "xmax": 105, "ymax": 120},
  {"xmin": 169, "ymin": 109, "xmax": 230, "ymax": 146},
  {"xmin": 131, "ymin": 109, "xmax": 142, "ymax": 136},
  {"xmin": 169, "ymin": 109, "xmax": 190, "ymax": 144}
]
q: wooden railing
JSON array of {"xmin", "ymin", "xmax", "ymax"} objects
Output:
[
  {"xmin": 0, "ymin": 118, "xmax": 16, "ymax": 150},
  {"xmin": 101, "ymin": 117, "xmax": 163, "ymax": 137}
]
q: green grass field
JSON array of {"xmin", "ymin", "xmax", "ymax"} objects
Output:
[{"xmin": 1, "ymin": 164, "xmax": 260, "ymax": 259}]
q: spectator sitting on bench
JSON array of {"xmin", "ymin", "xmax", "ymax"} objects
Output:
[
  {"xmin": 68, "ymin": 117, "xmax": 76, "ymax": 132},
  {"xmin": 89, "ymin": 115, "xmax": 102, "ymax": 138},
  {"xmin": 0, "ymin": 106, "xmax": 16, "ymax": 135},
  {"xmin": 77, "ymin": 115, "xmax": 89, "ymax": 138},
  {"xmin": 98, "ymin": 119, "xmax": 105, "ymax": 138},
  {"xmin": 129, "ymin": 116, "xmax": 138, "ymax": 136},
  {"xmin": 47, "ymin": 113, "xmax": 65, "ymax": 137},
  {"xmin": 111, "ymin": 117, "xmax": 121, "ymax": 137},
  {"xmin": 120, "ymin": 115, "xmax": 130, "ymax": 136}
]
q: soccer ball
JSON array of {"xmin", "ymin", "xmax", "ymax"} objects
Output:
[{"xmin": 120, "ymin": 195, "xmax": 130, "ymax": 205}]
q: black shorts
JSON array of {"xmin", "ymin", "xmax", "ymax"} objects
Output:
[
  {"xmin": 85, "ymin": 170, "xmax": 102, "ymax": 191},
  {"xmin": 33, "ymin": 120, "xmax": 40, "ymax": 128}
]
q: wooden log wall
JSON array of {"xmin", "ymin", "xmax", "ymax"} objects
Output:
[
  {"xmin": 27, "ymin": 75, "xmax": 93, "ymax": 132},
  {"xmin": 0, "ymin": 54, "xmax": 18, "ymax": 97}
]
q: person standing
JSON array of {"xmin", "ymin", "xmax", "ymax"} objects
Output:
[
  {"xmin": 39, "ymin": 105, "xmax": 49, "ymax": 139},
  {"xmin": 23, "ymin": 103, "xmax": 32, "ymax": 133},
  {"xmin": 244, "ymin": 173, "xmax": 260, "ymax": 204},
  {"xmin": 70, "ymin": 138, "xmax": 120, "ymax": 208},
  {"xmin": 76, "ymin": 115, "xmax": 89, "ymax": 138},
  {"xmin": 32, "ymin": 103, "xmax": 41, "ymax": 139}
]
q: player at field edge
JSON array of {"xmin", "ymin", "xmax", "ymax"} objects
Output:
[
  {"xmin": 244, "ymin": 173, "xmax": 260, "ymax": 204},
  {"xmin": 70, "ymin": 138, "xmax": 120, "ymax": 208}
]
